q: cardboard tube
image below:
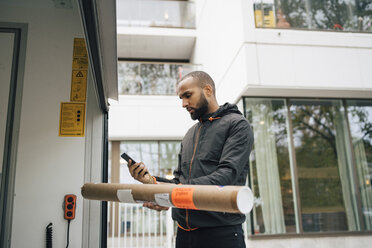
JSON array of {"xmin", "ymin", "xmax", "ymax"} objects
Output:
[{"xmin": 81, "ymin": 183, "xmax": 254, "ymax": 214}]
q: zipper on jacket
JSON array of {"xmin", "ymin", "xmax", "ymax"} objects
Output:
[{"xmin": 185, "ymin": 123, "xmax": 203, "ymax": 229}]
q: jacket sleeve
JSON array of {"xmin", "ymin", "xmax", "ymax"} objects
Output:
[{"xmin": 189, "ymin": 118, "xmax": 254, "ymax": 185}]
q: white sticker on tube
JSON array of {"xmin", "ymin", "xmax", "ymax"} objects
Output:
[
  {"xmin": 116, "ymin": 189, "xmax": 137, "ymax": 204},
  {"xmin": 154, "ymin": 193, "xmax": 174, "ymax": 207}
]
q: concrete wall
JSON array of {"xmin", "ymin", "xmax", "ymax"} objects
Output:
[
  {"xmin": 246, "ymin": 29, "xmax": 372, "ymax": 89},
  {"xmin": 109, "ymin": 95, "xmax": 195, "ymax": 140},
  {"xmin": 0, "ymin": 3, "xmax": 93, "ymax": 248}
]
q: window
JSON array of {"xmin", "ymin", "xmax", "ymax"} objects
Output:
[
  {"xmin": 253, "ymin": 0, "xmax": 372, "ymax": 33},
  {"xmin": 290, "ymin": 99, "xmax": 358, "ymax": 232},
  {"xmin": 118, "ymin": 62, "xmax": 198, "ymax": 96},
  {"xmin": 244, "ymin": 98, "xmax": 297, "ymax": 234},
  {"xmin": 119, "ymin": 141, "xmax": 181, "ymax": 180},
  {"xmin": 243, "ymin": 97, "xmax": 372, "ymax": 235},
  {"xmin": 346, "ymin": 100, "xmax": 372, "ymax": 231},
  {"xmin": 108, "ymin": 140, "xmax": 181, "ymax": 247}
]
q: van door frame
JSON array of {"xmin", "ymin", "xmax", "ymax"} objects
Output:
[{"xmin": 0, "ymin": 22, "xmax": 28, "ymax": 248}]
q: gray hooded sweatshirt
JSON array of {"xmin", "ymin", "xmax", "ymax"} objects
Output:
[{"xmin": 156, "ymin": 103, "xmax": 254, "ymax": 229}]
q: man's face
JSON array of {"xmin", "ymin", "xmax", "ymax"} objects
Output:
[{"xmin": 177, "ymin": 77, "xmax": 209, "ymax": 120}]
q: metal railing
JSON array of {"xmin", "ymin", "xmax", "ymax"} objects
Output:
[
  {"xmin": 108, "ymin": 202, "xmax": 175, "ymax": 248},
  {"xmin": 117, "ymin": 0, "xmax": 196, "ymax": 29},
  {"xmin": 107, "ymin": 201, "xmax": 254, "ymax": 248}
]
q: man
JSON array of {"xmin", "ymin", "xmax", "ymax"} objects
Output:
[{"xmin": 128, "ymin": 71, "xmax": 253, "ymax": 248}]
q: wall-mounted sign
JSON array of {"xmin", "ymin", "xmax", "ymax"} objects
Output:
[
  {"xmin": 72, "ymin": 38, "xmax": 88, "ymax": 58},
  {"xmin": 70, "ymin": 38, "xmax": 88, "ymax": 102},
  {"xmin": 59, "ymin": 102, "xmax": 86, "ymax": 137},
  {"xmin": 72, "ymin": 57, "xmax": 88, "ymax": 70},
  {"xmin": 70, "ymin": 70, "xmax": 87, "ymax": 102}
]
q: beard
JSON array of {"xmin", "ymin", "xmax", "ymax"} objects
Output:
[{"xmin": 190, "ymin": 93, "xmax": 209, "ymax": 120}]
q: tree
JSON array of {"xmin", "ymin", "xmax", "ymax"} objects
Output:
[{"xmin": 278, "ymin": 0, "xmax": 372, "ymax": 32}]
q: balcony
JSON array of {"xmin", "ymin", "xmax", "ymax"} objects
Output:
[
  {"xmin": 116, "ymin": 0, "xmax": 196, "ymax": 60},
  {"xmin": 117, "ymin": 0, "xmax": 195, "ymax": 29}
]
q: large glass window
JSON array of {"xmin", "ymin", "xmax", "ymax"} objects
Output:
[
  {"xmin": 346, "ymin": 100, "xmax": 372, "ymax": 230},
  {"xmin": 253, "ymin": 0, "xmax": 372, "ymax": 33},
  {"xmin": 119, "ymin": 141, "xmax": 181, "ymax": 180},
  {"xmin": 244, "ymin": 98, "xmax": 297, "ymax": 234},
  {"xmin": 290, "ymin": 99, "xmax": 359, "ymax": 232},
  {"xmin": 244, "ymin": 97, "xmax": 372, "ymax": 236},
  {"xmin": 118, "ymin": 62, "xmax": 198, "ymax": 95},
  {"xmin": 120, "ymin": 141, "xmax": 160, "ymax": 182}
]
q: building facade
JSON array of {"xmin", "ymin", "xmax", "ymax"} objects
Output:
[{"xmin": 109, "ymin": 0, "xmax": 372, "ymax": 247}]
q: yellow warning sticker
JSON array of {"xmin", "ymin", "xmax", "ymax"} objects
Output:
[
  {"xmin": 73, "ymin": 38, "xmax": 88, "ymax": 58},
  {"xmin": 59, "ymin": 102, "xmax": 86, "ymax": 137},
  {"xmin": 70, "ymin": 70, "xmax": 87, "ymax": 102},
  {"xmin": 72, "ymin": 57, "xmax": 88, "ymax": 70}
]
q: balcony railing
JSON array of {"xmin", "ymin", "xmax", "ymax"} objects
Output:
[
  {"xmin": 107, "ymin": 202, "xmax": 253, "ymax": 248},
  {"xmin": 253, "ymin": 0, "xmax": 372, "ymax": 33},
  {"xmin": 117, "ymin": 0, "xmax": 196, "ymax": 29},
  {"xmin": 108, "ymin": 202, "xmax": 175, "ymax": 248},
  {"xmin": 118, "ymin": 62, "xmax": 200, "ymax": 96}
]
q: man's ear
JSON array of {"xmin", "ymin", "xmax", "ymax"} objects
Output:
[{"xmin": 203, "ymin": 84, "xmax": 213, "ymax": 97}]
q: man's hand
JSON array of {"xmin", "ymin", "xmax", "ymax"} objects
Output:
[
  {"xmin": 127, "ymin": 160, "xmax": 155, "ymax": 184},
  {"xmin": 143, "ymin": 202, "xmax": 169, "ymax": 212}
]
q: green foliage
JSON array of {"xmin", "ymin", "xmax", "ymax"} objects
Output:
[
  {"xmin": 277, "ymin": 0, "xmax": 372, "ymax": 31},
  {"xmin": 291, "ymin": 103, "xmax": 344, "ymax": 210},
  {"xmin": 299, "ymin": 178, "xmax": 345, "ymax": 210},
  {"xmin": 278, "ymin": 0, "xmax": 308, "ymax": 28}
]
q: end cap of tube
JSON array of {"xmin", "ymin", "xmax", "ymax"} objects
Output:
[{"xmin": 237, "ymin": 187, "xmax": 254, "ymax": 214}]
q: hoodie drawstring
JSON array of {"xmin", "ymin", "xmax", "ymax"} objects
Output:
[
  {"xmin": 208, "ymin": 117, "xmax": 221, "ymax": 122},
  {"xmin": 199, "ymin": 116, "xmax": 221, "ymax": 123}
]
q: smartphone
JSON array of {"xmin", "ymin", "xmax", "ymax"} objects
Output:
[
  {"xmin": 121, "ymin": 152, "xmax": 148, "ymax": 175},
  {"xmin": 121, "ymin": 152, "xmax": 137, "ymax": 164}
]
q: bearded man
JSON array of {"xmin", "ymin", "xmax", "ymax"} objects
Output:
[{"xmin": 128, "ymin": 71, "xmax": 254, "ymax": 248}]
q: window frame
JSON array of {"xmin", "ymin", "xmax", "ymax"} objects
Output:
[{"xmin": 0, "ymin": 23, "xmax": 28, "ymax": 248}]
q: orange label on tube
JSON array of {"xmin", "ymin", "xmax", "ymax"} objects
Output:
[{"xmin": 171, "ymin": 188, "xmax": 197, "ymax": 210}]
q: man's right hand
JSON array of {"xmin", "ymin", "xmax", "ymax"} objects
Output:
[
  {"xmin": 127, "ymin": 160, "xmax": 155, "ymax": 184},
  {"xmin": 143, "ymin": 202, "xmax": 169, "ymax": 212}
]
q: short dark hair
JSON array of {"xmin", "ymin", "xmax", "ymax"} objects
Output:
[{"xmin": 178, "ymin": 71, "xmax": 216, "ymax": 95}]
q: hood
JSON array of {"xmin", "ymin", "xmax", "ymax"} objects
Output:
[{"xmin": 200, "ymin": 103, "xmax": 242, "ymax": 122}]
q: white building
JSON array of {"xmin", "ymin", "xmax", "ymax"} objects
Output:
[{"xmin": 109, "ymin": 0, "xmax": 372, "ymax": 247}]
